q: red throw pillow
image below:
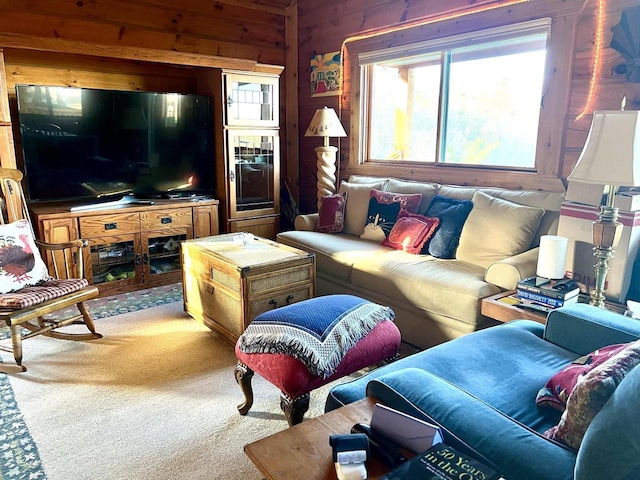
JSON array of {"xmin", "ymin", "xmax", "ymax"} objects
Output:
[
  {"xmin": 382, "ymin": 210, "xmax": 439, "ymax": 254},
  {"xmin": 316, "ymin": 192, "xmax": 347, "ymax": 233},
  {"xmin": 536, "ymin": 343, "xmax": 630, "ymax": 411}
]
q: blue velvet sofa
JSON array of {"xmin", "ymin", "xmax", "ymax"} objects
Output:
[{"xmin": 325, "ymin": 304, "xmax": 640, "ymax": 480}]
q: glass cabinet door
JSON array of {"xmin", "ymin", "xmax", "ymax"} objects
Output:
[
  {"xmin": 227, "ymin": 129, "xmax": 280, "ymax": 219},
  {"xmin": 90, "ymin": 239, "xmax": 137, "ymax": 284},
  {"xmin": 225, "ymin": 73, "xmax": 279, "ymax": 127},
  {"xmin": 146, "ymin": 232, "xmax": 188, "ymax": 278}
]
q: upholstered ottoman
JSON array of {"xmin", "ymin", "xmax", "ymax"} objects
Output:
[{"xmin": 234, "ymin": 294, "xmax": 401, "ymax": 425}]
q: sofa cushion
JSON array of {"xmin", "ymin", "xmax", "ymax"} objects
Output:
[
  {"xmin": 536, "ymin": 342, "xmax": 630, "ymax": 411},
  {"xmin": 457, "ymin": 191, "xmax": 545, "ymax": 268},
  {"xmin": 424, "ymin": 196, "xmax": 474, "ymax": 258},
  {"xmin": 385, "ymin": 178, "xmax": 440, "ymax": 213},
  {"xmin": 317, "ymin": 192, "xmax": 347, "ymax": 233},
  {"xmin": 277, "ymin": 230, "xmax": 389, "ymax": 283},
  {"xmin": 360, "ymin": 189, "xmax": 422, "ymax": 242},
  {"xmin": 381, "ymin": 210, "xmax": 439, "ymax": 254},
  {"xmin": 350, "ymin": 250, "xmax": 497, "ymax": 324},
  {"xmin": 544, "ymin": 340, "xmax": 640, "ymax": 450},
  {"xmin": 339, "ymin": 181, "xmax": 387, "ymax": 236}
]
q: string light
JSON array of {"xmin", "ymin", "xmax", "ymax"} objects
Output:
[{"xmin": 576, "ymin": 0, "xmax": 606, "ymax": 121}]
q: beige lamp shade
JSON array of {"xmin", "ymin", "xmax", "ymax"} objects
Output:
[
  {"xmin": 304, "ymin": 107, "xmax": 347, "ymax": 139},
  {"xmin": 568, "ymin": 110, "xmax": 640, "ymax": 186},
  {"xmin": 537, "ymin": 235, "xmax": 568, "ymax": 280}
]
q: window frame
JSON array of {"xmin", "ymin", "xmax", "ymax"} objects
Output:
[{"xmin": 344, "ymin": 9, "xmax": 578, "ymax": 192}]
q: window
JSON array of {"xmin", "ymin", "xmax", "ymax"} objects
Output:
[{"xmin": 359, "ymin": 19, "xmax": 550, "ymax": 169}]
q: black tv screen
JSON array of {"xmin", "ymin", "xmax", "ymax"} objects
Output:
[{"xmin": 16, "ymin": 85, "xmax": 215, "ymax": 203}]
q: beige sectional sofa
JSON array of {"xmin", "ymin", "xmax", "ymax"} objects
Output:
[{"xmin": 277, "ymin": 175, "xmax": 565, "ymax": 349}]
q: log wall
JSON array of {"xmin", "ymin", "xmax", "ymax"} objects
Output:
[{"xmin": 297, "ymin": 0, "xmax": 640, "ymax": 213}]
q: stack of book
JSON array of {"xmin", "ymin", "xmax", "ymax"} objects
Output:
[{"xmin": 516, "ymin": 276, "xmax": 580, "ymax": 308}]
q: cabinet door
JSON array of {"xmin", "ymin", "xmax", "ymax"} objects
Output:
[
  {"xmin": 224, "ymin": 73, "xmax": 279, "ymax": 127},
  {"xmin": 227, "ymin": 129, "xmax": 280, "ymax": 219},
  {"xmin": 193, "ymin": 204, "xmax": 219, "ymax": 238},
  {"xmin": 143, "ymin": 227, "xmax": 192, "ymax": 282},
  {"xmin": 39, "ymin": 217, "xmax": 80, "ymax": 278},
  {"xmin": 87, "ymin": 234, "xmax": 139, "ymax": 286}
]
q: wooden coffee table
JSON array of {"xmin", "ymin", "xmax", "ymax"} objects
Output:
[
  {"xmin": 182, "ymin": 233, "xmax": 315, "ymax": 344},
  {"xmin": 244, "ymin": 397, "xmax": 391, "ymax": 480}
]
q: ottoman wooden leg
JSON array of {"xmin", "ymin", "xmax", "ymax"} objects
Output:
[
  {"xmin": 234, "ymin": 362, "xmax": 255, "ymax": 415},
  {"xmin": 280, "ymin": 392, "xmax": 310, "ymax": 426}
]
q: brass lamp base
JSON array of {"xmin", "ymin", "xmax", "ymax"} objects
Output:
[{"xmin": 590, "ymin": 205, "xmax": 622, "ymax": 308}]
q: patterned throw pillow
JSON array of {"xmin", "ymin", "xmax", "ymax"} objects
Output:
[
  {"xmin": 360, "ymin": 190, "xmax": 422, "ymax": 242},
  {"xmin": 424, "ymin": 195, "xmax": 474, "ymax": 258},
  {"xmin": 316, "ymin": 192, "xmax": 347, "ymax": 234},
  {"xmin": 0, "ymin": 220, "xmax": 50, "ymax": 294},
  {"xmin": 536, "ymin": 343, "xmax": 630, "ymax": 411},
  {"xmin": 543, "ymin": 340, "xmax": 640, "ymax": 450},
  {"xmin": 382, "ymin": 210, "xmax": 440, "ymax": 254}
]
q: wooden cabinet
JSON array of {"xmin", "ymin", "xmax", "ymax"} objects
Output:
[
  {"xmin": 30, "ymin": 199, "xmax": 219, "ymax": 296},
  {"xmin": 210, "ymin": 68, "xmax": 283, "ymax": 239},
  {"xmin": 182, "ymin": 234, "xmax": 315, "ymax": 344}
]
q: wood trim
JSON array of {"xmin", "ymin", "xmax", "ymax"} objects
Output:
[
  {"xmin": 284, "ymin": 0, "xmax": 300, "ymax": 200},
  {"xmin": 0, "ymin": 33, "xmax": 271, "ymax": 71}
]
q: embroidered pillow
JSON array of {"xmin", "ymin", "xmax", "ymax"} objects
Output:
[
  {"xmin": 536, "ymin": 343, "xmax": 630, "ymax": 411},
  {"xmin": 360, "ymin": 190, "xmax": 422, "ymax": 242},
  {"xmin": 382, "ymin": 210, "xmax": 440, "ymax": 254},
  {"xmin": 0, "ymin": 220, "xmax": 50, "ymax": 294},
  {"xmin": 339, "ymin": 181, "xmax": 387, "ymax": 236},
  {"xmin": 424, "ymin": 196, "xmax": 474, "ymax": 258},
  {"xmin": 543, "ymin": 340, "xmax": 640, "ymax": 450},
  {"xmin": 316, "ymin": 192, "xmax": 347, "ymax": 233}
]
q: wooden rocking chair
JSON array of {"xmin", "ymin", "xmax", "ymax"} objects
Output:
[{"xmin": 0, "ymin": 167, "xmax": 101, "ymax": 372}]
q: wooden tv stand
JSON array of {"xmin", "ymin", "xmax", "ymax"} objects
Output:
[{"xmin": 30, "ymin": 198, "xmax": 219, "ymax": 297}]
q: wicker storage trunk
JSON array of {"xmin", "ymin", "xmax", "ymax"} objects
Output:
[{"xmin": 182, "ymin": 234, "xmax": 315, "ymax": 344}]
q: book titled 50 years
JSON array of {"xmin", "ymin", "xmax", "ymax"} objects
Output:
[{"xmin": 382, "ymin": 443, "xmax": 503, "ymax": 480}]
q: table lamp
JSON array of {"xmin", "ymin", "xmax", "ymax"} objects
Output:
[
  {"xmin": 567, "ymin": 107, "xmax": 640, "ymax": 307},
  {"xmin": 304, "ymin": 106, "xmax": 347, "ymax": 210}
]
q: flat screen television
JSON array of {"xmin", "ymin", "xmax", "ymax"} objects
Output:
[{"xmin": 15, "ymin": 84, "xmax": 215, "ymax": 204}]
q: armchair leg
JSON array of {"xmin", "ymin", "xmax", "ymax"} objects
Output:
[
  {"xmin": 78, "ymin": 301, "xmax": 102, "ymax": 338},
  {"xmin": 10, "ymin": 325, "xmax": 26, "ymax": 372}
]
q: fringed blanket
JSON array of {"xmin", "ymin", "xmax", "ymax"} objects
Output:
[{"xmin": 237, "ymin": 295, "xmax": 395, "ymax": 379}]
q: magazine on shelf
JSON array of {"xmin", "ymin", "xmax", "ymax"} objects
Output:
[{"xmin": 382, "ymin": 443, "xmax": 503, "ymax": 480}]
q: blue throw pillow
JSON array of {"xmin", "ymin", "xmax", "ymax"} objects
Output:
[{"xmin": 424, "ymin": 195, "xmax": 473, "ymax": 258}]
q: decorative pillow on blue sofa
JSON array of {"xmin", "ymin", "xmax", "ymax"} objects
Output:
[
  {"xmin": 536, "ymin": 342, "xmax": 630, "ymax": 411},
  {"xmin": 424, "ymin": 195, "xmax": 473, "ymax": 258},
  {"xmin": 544, "ymin": 340, "xmax": 640, "ymax": 450}
]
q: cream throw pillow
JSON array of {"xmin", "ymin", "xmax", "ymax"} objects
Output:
[
  {"xmin": 338, "ymin": 181, "xmax": 386, "ymax": 236},
  {"xmin": 456, "ymin": 191, "xmax": 545, "ymax": 268}
]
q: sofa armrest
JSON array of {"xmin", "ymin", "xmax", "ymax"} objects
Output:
[
  {"xmin": 294, "ymin": 213, "xmax": 318, "ymax": 231},
  {"xmin": 544, "ymin": 303, "xmax": 640, "ymax": 355},
  {"xmin": 484, "ymin": 247, "xmax": 539, "ymax": 290},
  {"xmin": 366, "ymin": 368, "xmax": 576, "ymax": 480}
]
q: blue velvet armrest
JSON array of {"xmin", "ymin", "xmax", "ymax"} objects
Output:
[
  {"xmin": 366, "ymin": 368, "xmax": 576, "ymax": 480},
  {"xmin": 544, "ymin": 304, "xmax": 640, "ymax": 355}
]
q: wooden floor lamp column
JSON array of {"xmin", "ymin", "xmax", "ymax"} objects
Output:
[{"xmin": 304, "ymin": 107, "xmax": 347, "ymax": 210}]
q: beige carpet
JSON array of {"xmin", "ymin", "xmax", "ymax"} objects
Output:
[{"xmin": 6, "ymin": 302, "xmax": 357, "ymax": 480}]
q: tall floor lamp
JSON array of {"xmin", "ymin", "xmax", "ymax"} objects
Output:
[
  {"xmin": 304, "ymin": 106, "xmax": 347, "ymax": 210},
  {"xmin": 568, "ymin": 109, "xmax": 640, "ymax": 307}
]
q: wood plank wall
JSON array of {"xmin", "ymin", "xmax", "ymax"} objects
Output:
[
  {"xmin": 0, "ymin": 0, "xmax": 292, "ymax": 198},
  {"xmin": 297, "ymin": 0, "xmax": 640, "ymax": 214}
]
